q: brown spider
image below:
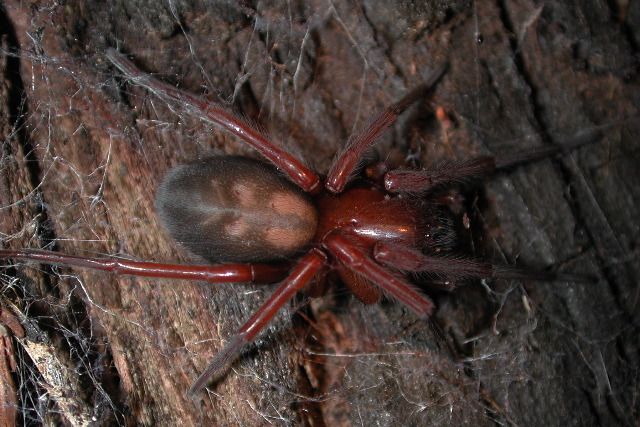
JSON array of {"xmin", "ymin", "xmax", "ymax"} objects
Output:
[{"xmin": 0, "ymin": 49, "xmax": 591, "ymax": 396}]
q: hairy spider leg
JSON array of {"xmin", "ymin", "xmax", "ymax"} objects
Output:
[
  {"xmin": 373, "ymin": 242, "xmax": 593, "ymax": 283},
  {"xmin": 325, "ymin": 64, "xmax": 447, "ymax": 194},
  {"xmin": 105, "ymin": 49, "xmax": 321, "ymax": 193},
  {"xmin": 384, "ymin": 127, "xmax": 605, "ymax": 193},
  {"xmin": 374, "ymin": 242, "xmax": 493, "ymax": 279},
  {"xmin": 188, "ymin": 248, "xmax": 326, "ymax": 396},
  {"xmin": 323, "ymin": 233, "xmax": 434, "ymax": 319},
  {"xmin": 0, "ymin": 249, "xmax": 287, "ymax": 284}
]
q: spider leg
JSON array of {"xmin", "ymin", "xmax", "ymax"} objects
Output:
[
  {"xmin": 325, "ymin": 64, "xmax": 446, "ymax": 193},
  {"xmin": 384, "ymin": 157, "xmax": 496, "ymax": 194},
  {"xmin": 384, "ymin": 127, "xmax": 604, "ymax": 193},
  {"xmin": 0, "ymin": 249, "xmax": 287, "ymax": 284},
  {"xmin": 323, "ymin": 233, "xmax": 434, "ymax": 318},
  {"xmin": 106, "ymin": 49, "xmax": 321, "ymax": 193},
  {"xmin": 373, "ymin": 242, "xmax": 592, "ymax": 283},
  {"xmin": 188, "ymin": 248, "xmax": 325, "ymax": 396}
]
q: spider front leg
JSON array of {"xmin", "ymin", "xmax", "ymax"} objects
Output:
[
  {"xmin": 325, "ymin": 64, "xmax": 446, "ymax": 193},
  {"xmin": 384, "ymin": 127, "xmax": 604, "ymax": 194},
  {"xmin": 373, "ymin": 242, "xmax": 592, "ymax": 283},
  {"xmin": 188, "ymin": 248, "xmax": 326, "ymax": 396}
]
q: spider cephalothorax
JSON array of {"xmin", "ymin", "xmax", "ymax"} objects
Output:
[{"xmin": 0, "ymin": 49, "xmax": 590, "ymax": 396}]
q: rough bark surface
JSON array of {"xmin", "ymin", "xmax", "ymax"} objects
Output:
[{"xmin": 0, "ymin": 1, "xmax": 638, "ymax": 426}]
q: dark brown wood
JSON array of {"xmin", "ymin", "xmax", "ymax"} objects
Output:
[{"xmin": 0, "ymin": 1, "xmax": 638, "ymax": 425}]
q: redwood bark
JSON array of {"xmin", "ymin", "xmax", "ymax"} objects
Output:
[{"xmin": 0, "ymin": 1, "xmax": 638, "ymax": 425}]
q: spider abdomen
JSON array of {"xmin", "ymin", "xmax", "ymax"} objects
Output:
[{"xmin": 155, "ymin": 156, "xmax": 318, "ymax": 263}]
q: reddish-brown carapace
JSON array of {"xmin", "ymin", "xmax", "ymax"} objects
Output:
[{"xmin": 0, "ymin": 49, "xmax": 595, "ymax": 396}]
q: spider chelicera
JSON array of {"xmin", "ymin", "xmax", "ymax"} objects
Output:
[{"xmin": 0, "ymin": 49, "xmax": 592, "ymax": 396}]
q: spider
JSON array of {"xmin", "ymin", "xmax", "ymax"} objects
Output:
[{"xmin": 0, "ymin": 49, "xmax": 592, "ymax": 397}]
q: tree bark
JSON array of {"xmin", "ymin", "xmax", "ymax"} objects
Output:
[{"xmin": 1, "ymin": 1, "xmax": 638, "ymax": 425}]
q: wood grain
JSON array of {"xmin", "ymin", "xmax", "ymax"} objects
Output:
[{"xmin": 1, "ymin": 1, "xmax": 638, "ymax": 425}]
